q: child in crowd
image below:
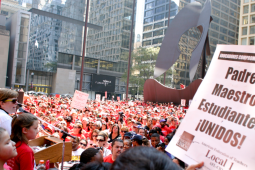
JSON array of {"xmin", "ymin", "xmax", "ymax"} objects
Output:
[
  {"xmin": 7, "ymin": 113, "xmax": 39, "ymax": 170},
  {"xmin": 0, "ymin": 127, "xmax": 17, "ymax": 170}
]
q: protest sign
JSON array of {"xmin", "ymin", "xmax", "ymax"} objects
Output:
[
  {"xmin": 117, "ymin": 96, "xmax": 120, "ymax": 101},
  {"xmin": 102, "ymin": 96, "xmax": 105, "ymax": 101},
  {"xmin": 189, "ymin": 99, "xmax": 193, "ymax": 106},
  {"xmin": 71, "ymin": 90, "xmax": 89, "ymax": 110},
  {"xmin": 166, "ymin": 45, "xmax": 255, "ymax": 170},
  {"xmin": 96, "ymin": 94, "xmax": 101, "ymax": 102},
  {"xmin": 105, "ymin": 91, "xmax": 107, "ymax": 99},
  {"xmin": 181, "ymin": 99, "xmax": 186, "ymax": 106}
]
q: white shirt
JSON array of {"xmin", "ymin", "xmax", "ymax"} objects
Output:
[
  {"xmin": 0, "ymin": 109, "xmax": 12, "ymax": 135},
  {"xmin": 103, "ymin": 147, "xmax": 111, "ymax": 158},
  {"xmin": 58, "ymin": 148, "xmax": 85, "ymax": 170}
]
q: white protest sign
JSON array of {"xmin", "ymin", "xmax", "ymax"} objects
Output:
[
  {"xmin": 96, "ymin": 94, "xmax": 101, "ymax": 102},
  {"xmin": 181, "ymin": 99, "xmax": 186, "ymax": 106},
  {"xmin": 189, "ymin": 99, "xmax": 192, "ymax": 106},
  {"xmin": 71, "ymin": 90, "xmax": 89, "ymax": 110},
  {"xmin": 102, "ymin": 96, "xmax": 105, "ymax": 101},
  {"xmin": 166, "ymin": 45, "xmax": 255, "ymax": 170}
]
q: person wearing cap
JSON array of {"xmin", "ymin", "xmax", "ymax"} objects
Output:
[
  {"xmin": 0, "ymin": 88, "xmax": 18, "ymax": 135},
  {"xmin": 131, "ymin": 135, "xmax": 143, "ymax": 147},
  {"xmin": 159, "ymin": 119, "xmax": 172, "ymax": 136},
  {"xmin": 123, "ymin": 132, "xmax": 133, "ymax": 139}
]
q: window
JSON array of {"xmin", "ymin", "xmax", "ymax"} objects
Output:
[
  {"xmin": 229, "ymin": 17, "xmax": 236, "ymax": 24},
  {"xmin": 252, "ymin": 4, "xmax": 255, "ymax": 12},
  {"xmin": 244, "ymin": 0, "xmax": 249, "ymax": 3},
  {"xmin": 153, "ymin": 29, "xmax": 164, "ymax": 36},
  {"xmin": 229, "ymin": 23, "xmax": 236, "ymax": 31},
  {"xmin": 153, "ymin": 38, "xmax": 163, "ymax": 44},
  {"xmin": 242, "ymin": 27, "xmax": 247, "ymax": 35},
  {"xmin": 212, "ymin": 8, "xmax": 220, "ymax": 16},
  {"xmin": 250, "ymin": 37, "xmax": 255, "ymax": 45},
  {"xmin": 143, "ymin": 25, "xmax": 153, "ymax": 31},
  {"xmin": 145, "ymin": 2, "xmax": 154, "ymax": 9},
  {"xmin": 154, "ymin": 22, "xmax": 164, "ymax": 29},
  {"xmin": 220, "ymin": 20, "xmax": 228, "ymax": 27},
  {"xmin": 230, "ymin": 3, "xmax": 237, "ymax": 10},
  {"xmin": 219, "ymin": 34, "xmax": 228, "ymax": 41},
  {"xmin": 155, "ymin": 6, "xmax": 165, "ymax": 13},
  {"xmin": 241, "ymin": 38, "xmax": 247, "ymax": 45},
  {"xmin": 156, "ymin": 0, "xmax": 165, "ymax": 6},
  {"xmin": 212, "ymin": 17, "xmax": 219, "ymax": 24},
  {"xmin": 220, "ymin": 27, "xmax": 228, "ymax": 34},
  {"xmin": 144, "ymin": 17, "xmax": 153, "ymax": 24},
  {"xmin": 143, "ymin": 40, "xmax": 151, "ymax": 46},
  {"xmin": 228, "ymin": 37, "xmax": 235, "ymax": 44},
  {"xmin": 243, "ymin": 16, "xmax": 248, "ymax": 24},
  {"xmin": 221, "ymin": 5, "xmax": 229, "ymax": 13},
  {"xmin": 243, "ymin": 5, "xmax": 249, "ymax": 14},
  {"xmin": 222, "ymin": 0, "xmax": 229, "ymax": 6},
  {"xmin": 250, "ymin": 26, "xmax": 255, "ymax": 34},
  {"xmin": 210, "ymin": 38, "xmax": 218, "ymax": 45},
  {"xmin": 145, "ymin": 10, "xmax": 154, "ymax": 17},
  {"xmin": 212, "ymin": 1, "xmax": 220, "ymax": 8},
  {"xmin": 210, "ymin": 31, "xmax": 219, "ymax": 38},
  {"xmin": 221, "ymin": 13, "xmax": 228, "ymax": 20},
  {"xmin": 251, "ymin": 15, "xmax": 255, "ymax": 23},
  {"xmin": 211, "ymin": 23, "xmax": 219, "ymax": 31},
  {"xmin": 228, "ymin": 30, "xmax": 235, "ymax": 37},
  {"xmin": 143, "ymin": 32, "xmax": 152, "ymax": 39},
  {"xmin": 154, "ymin": 13, "xmax": 164, "ymax": 21}
]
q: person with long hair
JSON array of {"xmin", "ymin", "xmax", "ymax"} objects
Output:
[
  {"xmin": 108, "ymin": 124, "xmax": 120, "ymax": 143},
  {"xmin": 7, "ymin": 113, "xmax": 39, "ymax": 170},
  {"xmin": 120, "ymin": 126, "xmax": 128, "ymax": 140},
  {"xmin": 88, "ymin": 129, "xmax": 100, "ymax": 147}
]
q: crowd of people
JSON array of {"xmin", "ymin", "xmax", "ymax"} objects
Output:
[{"xmin": 0, "ymin": 88, "xmax": 203, "ymax": 170}]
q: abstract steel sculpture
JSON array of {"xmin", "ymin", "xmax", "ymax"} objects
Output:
[
  {"xmin": 144, "ymin": 0, "xmax": 212, "ymax": 103},
  {"xmin": 154, "ymin": 0, "xmax": 211, "ymax": 81}
]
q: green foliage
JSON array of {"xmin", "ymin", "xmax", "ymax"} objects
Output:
[{"xmin": 121, "ymin": 47, "xmax": 160, "ymax": 95}]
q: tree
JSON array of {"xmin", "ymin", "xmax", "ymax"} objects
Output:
[{"xmin": 121, "ymin": 47, "xmax": 162, "ymax": 96}]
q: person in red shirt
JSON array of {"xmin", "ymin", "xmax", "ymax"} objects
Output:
[
  {"xmin": 7, "ymin": 113, "xmax": 39, "ymax": 170},
  {"xmin": 103, "ymin": 139, "xmax": 123, "ymax": 164},
  {"xmin": 159, "ymin": 119, "xmax": 172, "ymax": 136}
]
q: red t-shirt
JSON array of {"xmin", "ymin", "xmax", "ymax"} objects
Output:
[
  {"xmin": 161, "ymin": 126, "xmax": 172, "ymax": 136},
  {"xmin": 7, "ymin": 141, "xmax": 35, "ymax": 170},
  {"xmin": 103, "ymin": 154, "xmax": 114, "ymax": 164}
]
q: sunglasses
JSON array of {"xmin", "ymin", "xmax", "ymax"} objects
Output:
[
  {"xmin": 121, "ymin": 131, "xmax": 127, "ymax": 133},
  {"xmin": 73, "ymin": 126, "xmax": 80, "ymax": 128},
  {"xmin": 4, "ymin": 98, "xmax": 18, "ymax": 104},
  {"xmin": 96, "ymin": 139, "xmax": 105, "ymax": 142},
  {"xmin": 93, "ymin": 135, "xmax": 98, "ymax": 137},
  {"xmin": 80, "ymin": 143, "xmax": 87, "ymax": 147}
]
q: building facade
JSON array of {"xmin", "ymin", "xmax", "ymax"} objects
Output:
[
  {"xmin": 238, "ymin": 0, "xmax": 255, "ymax": 45},
  {"xmin": 0, "ymin": 15, "xmax": 10, "ymax": 88},
  {"xmin": 1, "ymin": 0, "xmax": 32, "ymax": 18},
  {"xmin": 142, "ymin": 0, "xmax": 240, "ymax": 88}
]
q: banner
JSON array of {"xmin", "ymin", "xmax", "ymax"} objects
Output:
[
  {"xmin": 166, "ymin": 45, "xmax": 255, "ymax": 170},
  {"xmin": 91, "ymin": 74, "xmax": 116, "ymax": 92},
  {"xmin": 181, "ymin": 99, "xmax": 186, "ymax": 106},
  {"xmin": 71, "ymin": 90, "xmax": 89, "ymax": 110},
  {"xmin": 96, "ymin": 94, "xmax": 101, "ymax": 102}
]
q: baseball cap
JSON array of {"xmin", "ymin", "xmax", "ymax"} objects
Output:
[
  {"xmin": 131, "ymin": 135, "xmax": 142, "ymax": 141},
  {"xmin": 124, "ymin": 132, "xmax": 133, "ymax": 138},
  {"xmin": 159, "ymin": 119, "xmax": 166, "ymax": 123}
]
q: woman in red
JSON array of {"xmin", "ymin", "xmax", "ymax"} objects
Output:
[
  {"xmin": 7, "ymin": 113, "xmax": 39, "ymax": 170},
  {"xmin": 71, "ymin": 123, "xmax": 85, "ymax": 139}
]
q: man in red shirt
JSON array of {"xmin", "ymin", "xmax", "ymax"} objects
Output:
[
  {"xmin": 160, "ymin": 119, "xmax": 172, "ymax": 136},
  {"xmin": 103, "ymin": 139, "xmax": 123, "ymax": 164}
]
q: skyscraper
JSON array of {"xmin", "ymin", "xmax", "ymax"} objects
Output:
[{"xmin": 238, "ymin": 0, "xmax": 254, "ymax": 45}]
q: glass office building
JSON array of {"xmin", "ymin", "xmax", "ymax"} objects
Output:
[{"xmin": 142, "ymin": 0, "xmax": 240, "ymax": 88}]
